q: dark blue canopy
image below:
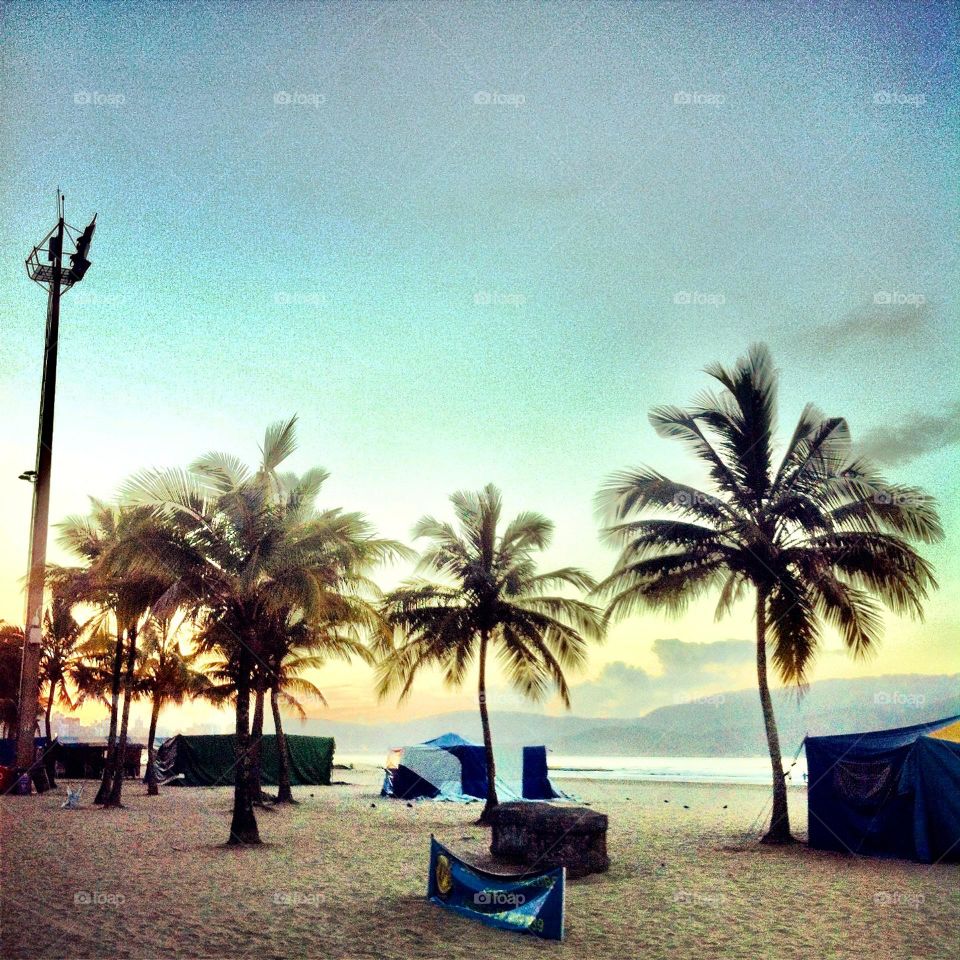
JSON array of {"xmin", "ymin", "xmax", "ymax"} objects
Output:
[
  {"xmin": 522, "ymin": 746, "xmax": 562, "ymax": 800},
  {"xmin": 806, "ymin": 715, "xmax": 960, "ymax": 862}
]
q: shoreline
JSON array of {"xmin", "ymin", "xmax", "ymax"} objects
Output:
[{"xmin": 343, "ymin": 757, "xmax": 809, "ymax": 789}]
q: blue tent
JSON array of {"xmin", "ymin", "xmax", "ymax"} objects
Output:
[
  {"xmin": 806, "ymin": 715, "xmax": 960, "ymax": 862},
  {"xmin": 381, "ymin": 733, "xmax": 565, "ymax": 802},
  {"xmin": 522, "ymin": 745, "xmax": 563, "ymax": 800}
]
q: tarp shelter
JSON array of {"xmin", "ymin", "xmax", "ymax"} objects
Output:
[
  {"xmin": 156, "ymin": 734, "xmax": 334, "ymax": 787},
  {"xmin": 54, "ymin": 741, "xmax": 143, "ymax": 779},
  {"xmin": 381, "ymin": 733, "xmax": 565, "ymax": 802},
  {"xmin": 806, "ymin": 715, "xmax": 960, "ymax": 862},
  {"xmin": 0, "ymin": 737, "xmax": 49, "ymax": 766}
]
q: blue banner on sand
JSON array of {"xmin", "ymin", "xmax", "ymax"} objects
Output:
[{"xmin": 427, "ymin": 836, "xmax": 565, "ymax": 941}]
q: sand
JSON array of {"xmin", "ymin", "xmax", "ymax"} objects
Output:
[{"xmin": 2, "ymin": 767, "xmax": 957, "ymax": 960}]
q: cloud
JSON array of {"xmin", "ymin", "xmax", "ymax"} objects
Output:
[
  {"xmin": 653, "ymin": 638, "xmax": 753, "ymax": 672},
  {"xmin": 857, "ymin": 403, "xmax": 960, "ymax": 466},
  {"xmin": 570, "ymin": 638, "xmax": 754, "ymax": 718},
  {"xmin": 807, "ymin": 299, "xmax": 931, "ymax": 350}
]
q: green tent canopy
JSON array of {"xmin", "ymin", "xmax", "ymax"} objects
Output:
[{"xmin": 156, "ymin": 734, "xmax": 335, "ymax": 787}]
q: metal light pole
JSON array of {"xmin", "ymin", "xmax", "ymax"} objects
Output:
[{"xmin": 14, "ymin": 194, "xmax": 96, "ymax": 777}]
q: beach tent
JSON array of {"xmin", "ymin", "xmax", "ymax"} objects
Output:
[
  {"xmin": 381, "ymin": 732, "xmax": 565, "ymax": 802},
  {"xmin": 156, "ymin": 733, "xmax": 334, "ymax": 787},
  {"xmin": 522, "ymin": 745, "xmax": 564, "ymax": 800},
  {"xmin": 805, "ymin": 714, "xmax": 960, "ymax": 862}
]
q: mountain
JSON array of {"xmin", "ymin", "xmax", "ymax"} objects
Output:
[{"xmin": 285, "ymin": 673, "xmax": 959, "ymax": 758}]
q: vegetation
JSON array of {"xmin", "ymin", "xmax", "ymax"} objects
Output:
[
  {"xmin": 36, "ymin": 579, "xmax": 88, "ymax": 786},
  {"xmin": 139, "ymin": 616, "xmax": 211, "ymax": 795},
  {"xmin": 596, "ymin": 344, "xmax": 942, "ymax": 842},
  {"xmin": 58, "ymin": 503, "xmax": 172, "ymax": 806},
  {"xmin": 262, "ymin": 611, "xmax": 377, "ymax": 803},
  {"xmin": 119, "ymin": 417, "xmax": 401, "ymax": 843},
  {"xmin": 0, "ymin": 624, "xmax": 27, "ymax": 739}
]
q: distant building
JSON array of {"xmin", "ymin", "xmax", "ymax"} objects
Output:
[
  {"xmin": 56, "ymin": 716, "xmax": 81, "ymax": 739},
  {"xmin": 184, "ymin": 723, "xmax": 219, "ymax": 736}
]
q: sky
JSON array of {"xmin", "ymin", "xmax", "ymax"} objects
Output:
[{"xmin": 1, "ymin": 1, "xmax": 957, "ymax": 730}]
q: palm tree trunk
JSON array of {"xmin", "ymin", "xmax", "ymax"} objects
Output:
[
  {"xmin": 755, "ymin": 588, "xmax": 793, "ymax": 844},
  {"xmin": 105, "ymin": 623, "xmax": 138, "ymax": 808},
  {"xmin": 145, "ymin": 691, "xmax": 162, "ymax": 796},
  {"xmin": 228, "ymin": 641, "xmax": 260, "ymax": 845},
  {"xmin": 95, "ymin": 630, "xmax": 125, "ymax": 804},
  {"xmin": 477, "ymin": 630, "xmax": 499, "ymax": 824},
  {"xmin": 249, "ymin": 674, "xmax": 267, "ymax": 804},
  {"xmin": 44, "ymin": 680, "xmax": 57, "ymax": 788},
  {"xmin": 271, "ymin": 686, "xmax": 295, "ymax": 804}
]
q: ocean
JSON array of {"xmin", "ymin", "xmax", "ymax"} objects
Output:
[
  {"xmin": 336, "ymin": 753, "xmax": 809, "ymax": 786},
  {"xmin": 546, "ymin": 755, "xmax": 808, "ymax": 785}
]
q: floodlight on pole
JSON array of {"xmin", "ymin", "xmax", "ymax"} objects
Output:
[{"xmin": 14, "ymin": 192, "xmax": 97, "ymax": 780}]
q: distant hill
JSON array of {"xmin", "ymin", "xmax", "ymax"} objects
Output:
[{"xmin": 287, "ymin": 673, "xmax": 959, "ymax": 758}]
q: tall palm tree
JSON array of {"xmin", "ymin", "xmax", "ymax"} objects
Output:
[
  {"xmin": 595, "ymin": 344, "xmax": 942, "ymax": 843},
  {"xmin": 377, "ymin": 484, "xmax": 606, "ymax": 823},
  {"xmin": 139, "ymin": 616, "xmax": 211, "ymax": 795},
  {"xmin": 121, "ymin": 417, "xmax": 403, "ymax": 844}
]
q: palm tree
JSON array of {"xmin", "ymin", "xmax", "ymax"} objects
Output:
[
  {"xmin": 264, "ymin": 610, "xmax": 378, "ymax": 803},
  {"xmin": 58, "ymin": 503, "xmax": 172, "ymax": 807},
  {"xmin": 37, "ymin": 579, "xmax": 89, "ymax": 787},
  {"xmin": 195, "ymin": 610, "xmax": 372, "ymax": 804},
  {"xmin": 191, "ymin": 638, "xmax": 273, "ymax": 801},
  {"xmin": 0, "ymin": 625, "xmax": 27, "ymax": 740},
  {"xmin": 139, "ymin": 616, "xmax": 210, "ymax": 795},
  {"xmin": 377, "ymin": 484, "xmax": 606, "ymax": 823},
  {"xmin": 121, "ymin": 417, "xmax": 403, "ymax": 844},
  {"xmin": 58, "ymin": 502, "xmax": 124, "ymax": 803},
  {"xmin": 595, "ymin": 344, "xmax": 942, "ymax": 843}
]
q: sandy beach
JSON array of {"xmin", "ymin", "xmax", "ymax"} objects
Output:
[{"xmin": 2, "ymin": 767, "xmax": 956, "ymax": 960}]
